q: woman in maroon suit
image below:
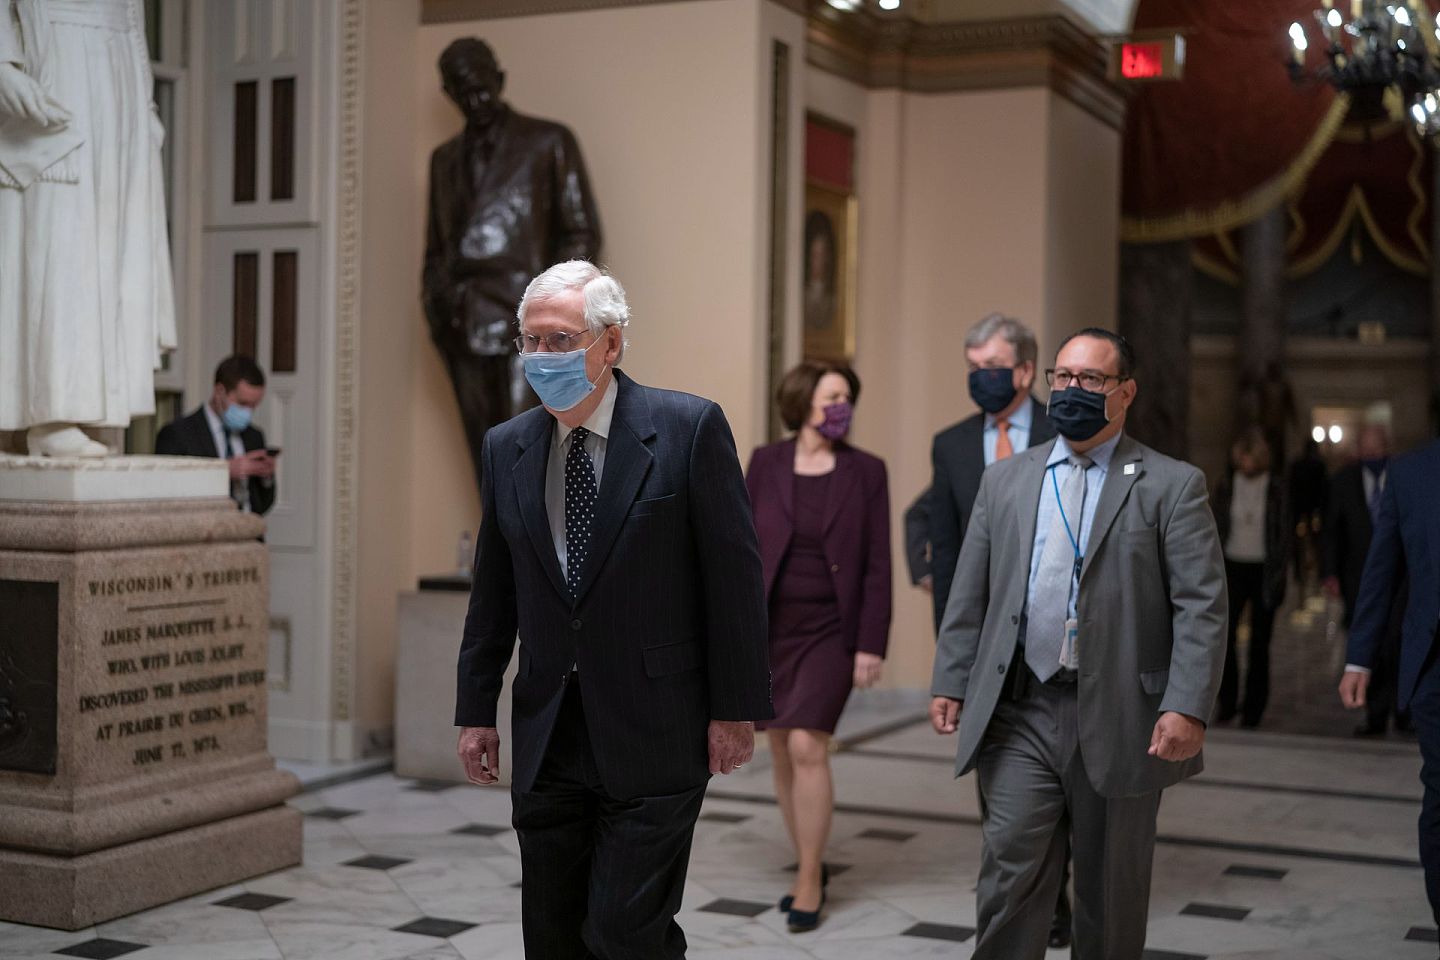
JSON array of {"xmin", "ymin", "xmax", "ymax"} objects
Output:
[{"xmin": 745, "ymin": 360, "xmax": 892, "ymax": 933}]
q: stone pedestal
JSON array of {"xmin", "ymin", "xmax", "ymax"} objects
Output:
[
  {"xmin": 394, "ymin": 585, "xmax": 516, "ymax": 785},
  {"xmin": 0, "ymin": 456, "xmax": 302, "ymax": 930}
]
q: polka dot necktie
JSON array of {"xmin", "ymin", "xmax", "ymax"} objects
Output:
[{"xmin": 564, "ymin": 426, "xmax": 597, "ymax": 599}]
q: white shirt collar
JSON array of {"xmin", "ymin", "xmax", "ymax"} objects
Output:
[{"xmin": 555, "ymin": 373, "xmax": 618, "ymax": 447}]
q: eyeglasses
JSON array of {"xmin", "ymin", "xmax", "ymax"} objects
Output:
[
  {"xmin": 1045, "ymin": 369, "xmax": 1127, "ymax": 393},
  {"xmin": 513, "ymin": 329, "xmax": 595, "ymax": 354}
]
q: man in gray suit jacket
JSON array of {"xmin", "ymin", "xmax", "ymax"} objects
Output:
[{"xmin": 931, "ymin": 328, "xmax": 1227, "ymax": 960}]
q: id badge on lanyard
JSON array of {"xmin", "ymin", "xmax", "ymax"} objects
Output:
[{"xmin": 1052, "ymin": 469, "xmax": 1084, "ymax": 672}]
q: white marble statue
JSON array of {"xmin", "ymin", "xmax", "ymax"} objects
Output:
[{"xmin": 0, "ymin": 0, "xmax": 176, "ymax": 457}]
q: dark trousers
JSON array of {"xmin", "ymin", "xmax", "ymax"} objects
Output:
[
  {"xmin": 975, "ymin": 780, "xmax": 1071, "ymax": 932},
  {"xmin": 1411, "ymin": 644, "xmax": 1440, "ymax": 928},
  {"xmin": 442, "ymin": 351, "xmax": 535, "ymax": 492},
  {"xmin": 512, "ymin": 681, "xmax": 705, "ymax": 960},
  {"xmin": 1219, "ymin": 560, "xmax": 1277, "ymax": 725}
]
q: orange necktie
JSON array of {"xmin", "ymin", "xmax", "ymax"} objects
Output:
[{"xmin": 994, "ymin": 418, "xmax": 1013, "ymax": 461}]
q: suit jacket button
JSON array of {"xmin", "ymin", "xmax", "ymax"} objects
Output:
[
  {"xmin": 831, "ymin": 564, "xmax": 840, "ymax": 573},
  {"xmin": 998, "ymin": 663, "xmax": 1006, "ymax": 674},
  {"xmin": 1011, "ymin": 615, "xmax": 1019, "ymax": 625},
  {"xmin": 571, "ymin": 619, "xmax": 582, "ymax": 630}
]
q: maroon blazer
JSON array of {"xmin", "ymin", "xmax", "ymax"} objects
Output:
[{"xmin": 744, "ymin": 439, "xmax": 892, "ymax": 658}]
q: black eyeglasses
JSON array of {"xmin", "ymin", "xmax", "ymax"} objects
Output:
[
  {"xmin": 513, "ymin": 329, "xmax": 595, "ymax": 354},
  {"xmin": 1045, "ymin": 369, "xmax": 1127, "ymax": 393}
]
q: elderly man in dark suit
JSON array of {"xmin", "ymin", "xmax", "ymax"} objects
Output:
[
  {"xmin": 422, "ymin": 38, "xmax": 602, "ymax": 491},
  {"xmin": 1341, "ymin": 438, "xmax": 1440, "ymax": 931},
  {"xmin": 454, "ymin": 261, "xmax": 772, "ymax": 960},
  {"xmin": 155, "ymin": 355, "xmax": 276, "ymax": 516}
]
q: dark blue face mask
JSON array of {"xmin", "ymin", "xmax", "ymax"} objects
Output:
[
  {"xmin": 1046, "ymin": 386, "xmax": 1114, "ymax": 442},
  {"xmin": 968, "ymin": 368, "xmax": 1018, "ymax": 415}
]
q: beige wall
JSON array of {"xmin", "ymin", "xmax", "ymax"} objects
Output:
[{"xmin": 803, "ymin": 69, "xmax": 1121, "ymax": 689}]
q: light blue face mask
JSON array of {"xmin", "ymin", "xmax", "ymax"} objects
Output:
[
  {"xmin": 521, "ymin": 336, "xmax": 606, "ymax": 412},
  {"xmin": 222, "ymin": 403, "xmax": 253, "ymax": 433}
]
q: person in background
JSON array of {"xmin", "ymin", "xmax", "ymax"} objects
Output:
[
  {"xmin": 1325, "ymin": 423, "xmax": 1411, "ymax": 736},
  {"xmin": 1288, "ymin": 437, "xmax": 1329, "ymax": 589},
  {"xmin": 746, "ymin": 360, "xmax": 892, "ymax": 934},
  {"xmin": 927, "ymin": 313, "xmax": 1069, "ymax": 947},
  {"xmin": 156, "ymin": 355, "xmax": 276, "ymax": 516},
  {"xmin": 1214, "ymin": 427, "xmax": 1289, "ymax": 729},
  {"xmin": 1340, "ymin": 438, "xmax": 1440, "ymax": 935},
  {"xmin": 904, "ymin": 487, "xmax": 934, "ymax": 593}
]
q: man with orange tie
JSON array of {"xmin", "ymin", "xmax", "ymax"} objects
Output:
[{"xmin": 928, "ymin": 312, "xmax": 1065, "ymax": 945}]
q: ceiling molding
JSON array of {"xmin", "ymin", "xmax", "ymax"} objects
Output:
[
  {"xmin": 807, "ymin": 6, "xmax": 1127, "ymax": 130},
  {"xmin": 421, "ymin": 0, "xmax": 808, "ymax": 25}
]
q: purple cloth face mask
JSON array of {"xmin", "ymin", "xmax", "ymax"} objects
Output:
[{"xmin": 817, "ymin": 401, "xmax": 853, "ymax": 441}]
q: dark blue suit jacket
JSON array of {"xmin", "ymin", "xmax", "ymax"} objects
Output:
[
  {"xmin": 455, "ymin": 371, "xmax": 773, "ymax": 800},
  {"xmin": 1347, "ymin": 439, "xmax": 1440, "ymax": 710}
]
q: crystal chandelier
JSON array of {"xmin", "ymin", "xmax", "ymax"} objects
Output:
[{"xmin": 1286, "ymin": 1, "xmax": 1440, "ymax": 133}]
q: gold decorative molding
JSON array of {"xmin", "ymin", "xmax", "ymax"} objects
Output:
[
  {"xmin": 807, "ymin": 8, "xmax": 1126, "ymax": 131},
  {"xmin": 332, "ymin": 0, "xmax": 364, "ymax": 727},
  {"xmin": 421, "ymin": 0, "xmax": 808, "ymax": 24}
]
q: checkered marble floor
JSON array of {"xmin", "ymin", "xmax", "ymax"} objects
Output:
[{"xmin": 0, "ymin": 692, "xmax": 1432, "ymax": 959}]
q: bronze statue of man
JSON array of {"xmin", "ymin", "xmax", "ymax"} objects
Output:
[{"xmin": 422, "ymin": 38, "xmax": 602, "ymax": 489}]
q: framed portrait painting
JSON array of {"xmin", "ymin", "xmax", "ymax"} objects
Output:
[{"xmin": 802, "ymin": 181, "xmax": 856, "ymax": 363}]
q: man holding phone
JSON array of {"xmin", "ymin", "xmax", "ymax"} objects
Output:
[{"xmin": 156, "ymin": 355, "xmax": 278, "ymax": 516}]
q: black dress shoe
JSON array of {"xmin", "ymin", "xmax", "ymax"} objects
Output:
[
  {"xmin": 1396, "ymin": 714, "xmax": 1416, "ymax": 734},
  {"xmin": 1049, "ymin": 923, "xmax": 1072, "ymax": 949},
  {"xmin": 787, "ymin": 889, "xmax": 826, "ymax": 933},
  {"xmin": 779, "ymin": 863, "xmax": 829, "ymax": 913},
  {"xmin": 1354, "ymin": 719, "xmax": 1387, "ymax": 737}
]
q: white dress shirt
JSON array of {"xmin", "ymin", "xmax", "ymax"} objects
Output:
[
  {"xmin": 1224, "ymin": 471, "xmax": 1269, "ymax": 563},
  {"xmin": 545, "ymin": 375, "xmax": 619, "ymax": 581},
  {"xmin": 982, "ymin": 396, "xmax": 1033, "ymax": 466}
]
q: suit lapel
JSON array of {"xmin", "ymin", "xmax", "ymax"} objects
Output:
[
  {"xmin": 571, "ymin": 373, "xmax": 655, "ymax": 607},
  {"xmin": 1014, "ymin": 440, "xmax": 1055, "ymax": 564},
  {"xmin": 513, "ymin": 414, "xmax": 568, "ymax": 601},
  {"xmin": 188, "ymin": 409, "xmax": 220, "ymax": 458},
  {"xmin": 1080, "ymin": 435, "xmax": 1144, "ymax": 581},
  {"xmin": 823, "ymin": 444, "xmax": 860, "ymax": 535}
]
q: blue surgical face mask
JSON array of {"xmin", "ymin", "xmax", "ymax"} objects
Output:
[
  {"xmin": 521, "ymin": 335, "xmax": 605, "ymax": 412},
  {"xmin": 1046, "ymin": 385, "xmax": 1115, "ymax": 442},
  {"xmin": 222, "ymin": 403, "xmax": 253, "ymax": 433}
]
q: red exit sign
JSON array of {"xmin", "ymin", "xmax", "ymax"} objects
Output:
[{"xmin": 1111, "ymin": 33, "xmax": 1185, "ymax": 82}]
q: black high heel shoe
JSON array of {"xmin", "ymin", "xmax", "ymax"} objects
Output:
[
  {"xmin": 778, "ymin": 863, "xmax": 829, "ymax": 915},
  {"xmin": 787, "ymin": 888, "xmax": 826, "ymax": 933}
]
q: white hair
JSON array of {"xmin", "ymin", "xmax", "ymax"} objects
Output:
[{"xmin": 517, "ymin": 260, "xmax": 631, "ymax": 363}]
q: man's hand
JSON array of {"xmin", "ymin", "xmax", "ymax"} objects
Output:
[
  {"xmin": 0, "ymin": 64, "xmax": 67, "ymax": 126},
  {"xmin": 1339, "ymin": 670, "xmax": 1369, "ymax": 710},
  {"xmin": 917, "ymin": 575, "xmax": 934, "ymax": 595},
  {"xmin": 930, "ymin": 696, "xmax": 961, "ymax": 735},
  {"xmin": 228, "ymin": 449, "xmax": 275, "ymax": 480},
  {"xmin": 708, "ymin": 720, "xmax": 753, "ymax": 775},
  {"xmin": 457, "ymin": 726, "xmax": 500, "ymax": 785},
  {"xmin": 1148, "ymin": 711, "xmax": 1204, "ymax": 762},
  {"xmin": 853, "ymin": 652, "xmax": 883, "ymax": 689},
  {"xmin": 1322, "ymin": 576, "xmax": 1341, "ymax": 600}
]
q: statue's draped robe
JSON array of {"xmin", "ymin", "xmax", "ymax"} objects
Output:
[{"xmin": 0, "ymin": 0, "xmax": 176, "ymax": 430}]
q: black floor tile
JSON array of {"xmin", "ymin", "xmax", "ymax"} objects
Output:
[
  {"xmin": 54, "ymin": 940, "xmax": 148, "ymax": 960},
  {"xmin": 857, "ymin": 827, "xmax": 916, "ymax": 842},
  {"xmin": 405, "ymin": 779, "xmax": 462, "ymax": 793},
  {"xmin": 1142, "ymin": 950, "xmax": 1208, "ymax": 960},
  {"xmin": 1224, "ymin": 864, "xmax": 1288, "ymax": 880},
  {"xmin": 1180, "ymin": 902, "xmax": 1251, "ymax": 921},
  {"xmin": 305, "ymin": 806, "xmax": 362, "ymax": 820},
  {"xmin": 1406, "ymin": 926, "xmax": 1440, "ymax": 942},
  {"xmin": 213, "ymin": 892, "xmax": 292, "ymax": 911},
  {"xmin": 697, "ymin": 898, "xmax": 771, "ymax": 918},
  {"xmin": 698, "ymin": 811, "xmax": 751, "ymax": 824},
  {"xmin": 784, "ymin": 862, "xmax": 852, "ymax": 876},
  {"xmin": 901, "ymin": 922, "xmax": 975, "ymax": 942},
  {"xmin": 393, "ymin": 917, "xmax": 478, "ymax": 938},
  {"xmin": 343, "ymin": 855, "xmax": 413, "ymax": 871},
  {"xmin": 451, "ymin": 823, "xmax": 509, "ymax": 837}
]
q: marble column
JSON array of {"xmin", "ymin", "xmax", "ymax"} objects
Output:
[
  {"xmin": 1238, "ymin": 204, "xmax": 1294, "ymax": 463},
  {"xmin": 1118, "ymin": 240, "xmax": 1194, "ymax": 460}
]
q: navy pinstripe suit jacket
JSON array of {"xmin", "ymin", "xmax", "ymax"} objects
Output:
[{"xmin": 455, "ymin": 370, "xmax": 774, "ymax": 800}]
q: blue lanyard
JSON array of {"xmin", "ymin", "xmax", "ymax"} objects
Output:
[{"xmin": 1051, "ymin": 464, "xmax": 1085, "ymax": 579}]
